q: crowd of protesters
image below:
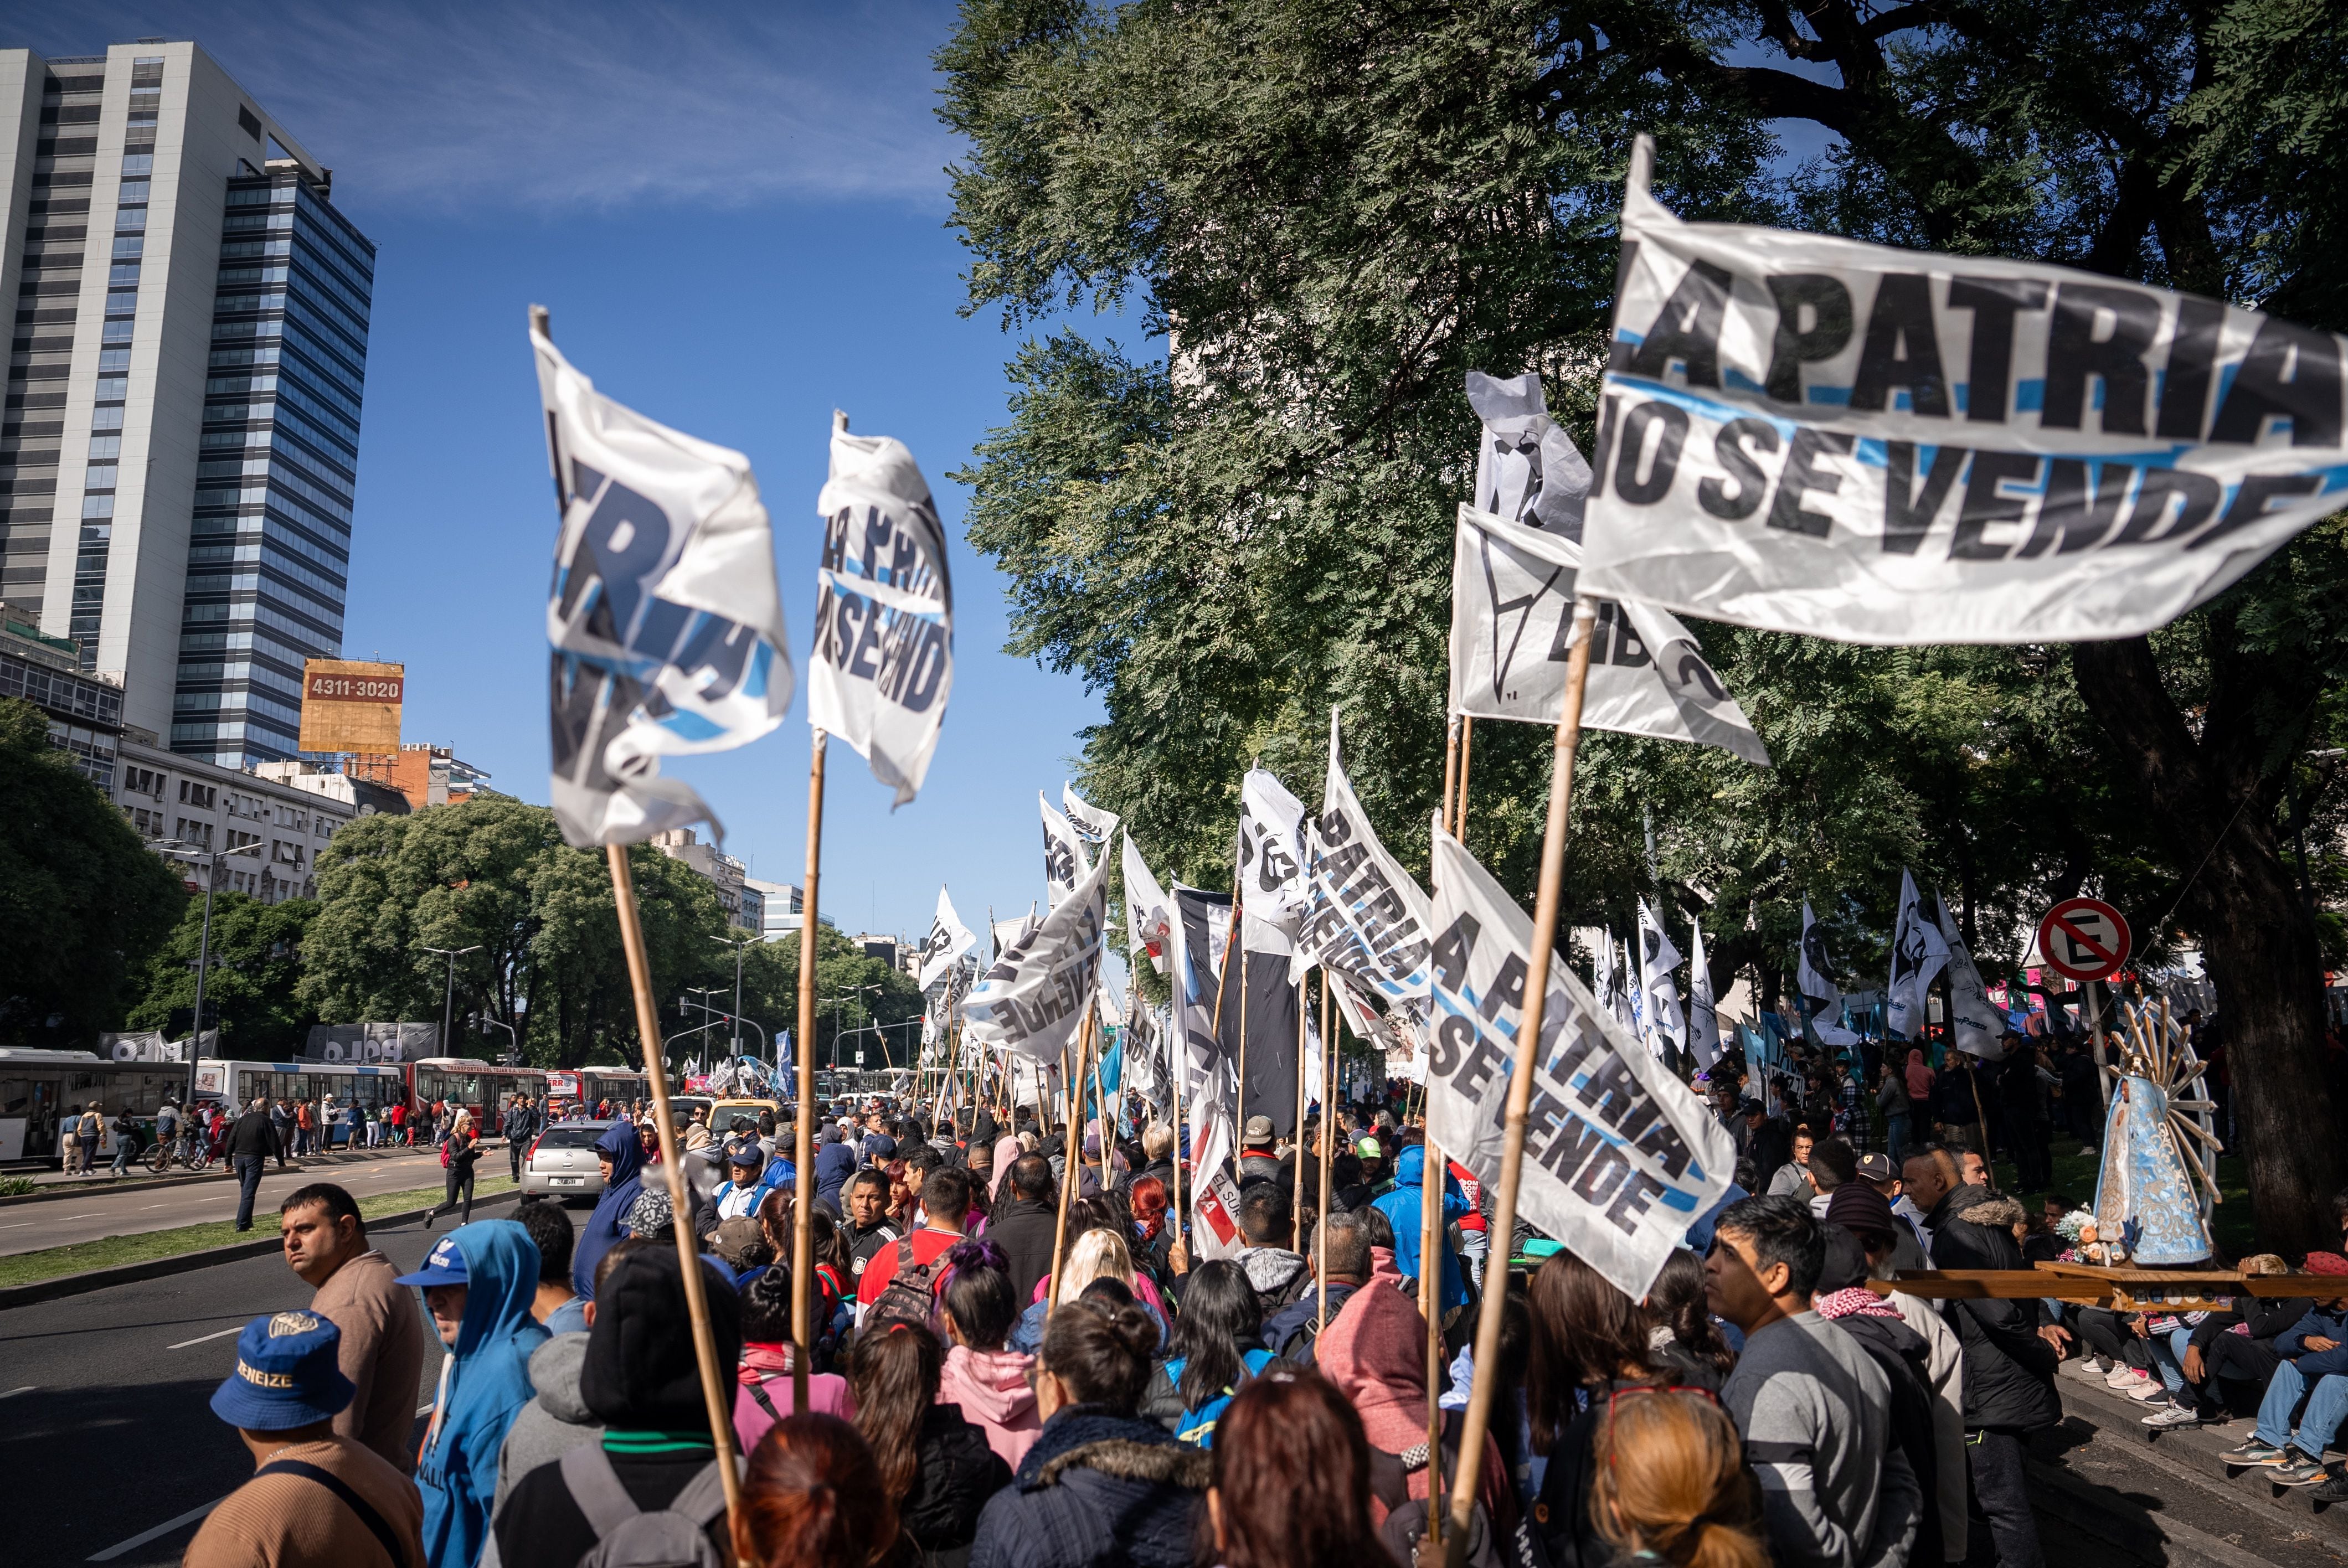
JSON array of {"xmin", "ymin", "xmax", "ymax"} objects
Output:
[{"xmin": 178, "ymin": 1039, "xmax": 2348, "ymax": 1568}]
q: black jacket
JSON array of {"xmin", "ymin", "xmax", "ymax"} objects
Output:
[
  {"xmin": 901, "ymin": 1402, "xmax": 1013, "ymax": 1564},
  {"xmin": 225, "ymin": 1109, "xmax": 277, "ymax": 1161},
  {"xmin": 1747, "ymin": 1116, "xmax": 1794, "ymax": 1193},
  {"xmin": 968, "ymin": 1405, "xmax": 1207, "ymax": 1568},
  {"xmin": 988, "ymin": 1198, "xmax": 1060, "ymax": 1305},
  {"xmin": 1825, "ymin": 1311, "xmax": 1945, "ymax": 1568},
  {"xmin": 2190, "ymin": 1296, "xmax": 2315, "ymax": 1352},
  {"xmin": 1263, "ymin": 1279, "xmax": 1360, "ymax": 1364},
  {"xmin": 1925, "ymin": 1185, "xmax": 2061, "ymax": 1431}
]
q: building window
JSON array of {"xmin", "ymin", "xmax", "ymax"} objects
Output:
[{"xmin": 238, "ymin": 105, "xmax": 261, "ymax": 140}]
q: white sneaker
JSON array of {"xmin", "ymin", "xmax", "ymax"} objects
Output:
[
  {"xmin": 2130, "ymin": 1377, "xmax": 2172, "ymax": 1402},
  {"xmin": 2078, "ymin": 1356, "xmax": 2108, "ymax": 1376},
  {"xmin": 2107, "ymin": 1367, "xmax": 2151, "ymax": 1390}
]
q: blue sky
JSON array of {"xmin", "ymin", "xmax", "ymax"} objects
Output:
[{"xmin": 7, "ymin": 2, "xmax": 1111, "ymax": 945}]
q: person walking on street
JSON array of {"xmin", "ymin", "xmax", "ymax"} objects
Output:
[
  {"xmin": 425, "ymin": 1117, "xmax": 483, "ymax": 1230},
  {"xmin": 295, "ymin": 1098, "xmax": 316, "ymax": 1158},
  {"xmin": 109, "ymin": 1104, "xmax": 137, "ymax": 1175},
  {"xmin": 270, "ymin": 1100, "xmax": 294, "ymax": 1169},
  {"xmin": 76, "ymin": 1102, "xmax": 102, "ymax": 1175},
  {"xmin": 502, "ymin": 1096, "xmax": 532, "ymax": 1183},
  {"xmin": 182, "ymin": 1311, "xmax": 426, "ymax": 1568},
  {"xmin": 60, "ymin": 1103, "xmax": 83, "ymax": 1175},
  {"xmin": 228, "ymin": 1098, "xmax": 279, "ymax": 1231},
  {"xmin": 282, "ymin": 1182, "xmax": 428, "ymax": 1473}
]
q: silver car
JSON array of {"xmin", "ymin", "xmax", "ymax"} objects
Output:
[{"xmin": 521, "ymin": 1120, "xmax": 614, "ymax": 1202}]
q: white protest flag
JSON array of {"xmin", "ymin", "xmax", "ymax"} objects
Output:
[
  {"xmin": 917, "ymin": 886, "xmax": 977, "ymax": 993},
  {"xmin": 808, "ymin": 425, "xmax": 952, "ymax": 805},
  {"xmin": 1934, "ymin": 891, "xmax": 2005, "ymax": 1058},
  {"xmin": 533, "ymin": 314, "xmax": 792, "ymax": 846},
  {"xmin": 1579, "ymin": 135, "xmax": 2348, "ymax": 646},
  {"xmin": 1063, "ymin": 785, "xmax": 1121, "ymax": 852},
  {"xmin": 1040, "ymin": 792, "xmax": 1090, "ymax": 907},
  {"xmin": 1636, "ymin": 898, "xmax": 1688, "ymax": 1061},
  {"xmin": 1122, "ymin": 832, "xmax": 1175, "ymax": 974},
  {"xmin": 962, "ymin": 844, "xmax": 1109, "ymax": 1065},
  {"xmin": 1886, "ymin": 868, "xmax": 1951, "ymax": 1039},
  {"xmin": 1468, "ymin": 370, "xmax": 1594, "ymax": 535},
  {"xmin": 1191, "ymin": 1165, "xmax": 1248, "ymax": 1260},
  {"xmin": 1425, "ymin": 826, "xmax": 1734, "ymax": 1301},
  {"xmin": 992, "ymin": 909, "xmax": 1038, "ymax": 962},
  {"xmin": 1451, "ymin": 505, "xmax": 1768, "ymax": 765},
  {"xmin": 1686, "ymin": 920, "xmax": 1724, "ymax": 1068},
  {"xmin": 931, "ymin": 1066, "xmax": 965, "ymax": 1127},
  {"xmin": 1798, "ymin": 900, "xmax": 1843, "ymax": 1015},
  {"xmin": 1295, "ymin": 708, "xmax": 1439, "ymax": 999},
  {"xmin": 1238, "ymin": 766, "xmax": 1312, "ymax": 941}
]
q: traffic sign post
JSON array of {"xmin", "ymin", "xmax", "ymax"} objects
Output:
[{"xmin": 2036, "ymin": 897, "xmax": 2133, "ymax": 1118}]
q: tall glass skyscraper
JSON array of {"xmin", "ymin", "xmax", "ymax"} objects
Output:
[{"xmin": 0, "ymin": 41, "xmax": 370, "ymax": 766}]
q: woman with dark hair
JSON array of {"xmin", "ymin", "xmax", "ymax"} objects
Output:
[
  {"xmin": 1205, "ymin": 1368, "xmax": 1392, "ymax": 1568},
  {"xmin": 1141, "ymin": 1258, "xmax": 1271, "ymax": 1445},
  {"xmin": 735, "ymin": 1412, "xmax": 899, "ymax": 1568},
  {"xmin": 1645, "ymin": 1246, "xmax": 1737, "ymax": 1378},
  {"xmin": 968, "ymin": 1296, "xmax": 1209, "ymax": 1568},
  {"xmin": 848, "ymin": 1323, "xmax": 1010, "ymax": 1567},
  {"xmin": 759, "ymin": 1188, "xmax": 851, "ymax": 1369},
  {"xmin": 1524, "ymin": 1249, "xmax": 1723, "ymax": 1568},
  {"xmin": 735, "ymin": 1266, "xmax": 854, "ymax": 1451},
  {"xmin": 938, "ymin": 1244, "xmax": 1042, "ymax": 1466}
]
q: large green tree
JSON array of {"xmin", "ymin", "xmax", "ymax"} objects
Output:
[
  {"xmin": 938, "ymin": 0, "xmax": 2348, "ymax": 1245},
  {"xmin": 727, "ymin": 926, "xmax": 925, "ymax": 1071},
  {"xmin": 127, "ymin": 894, "xmax": 318, "ymax": 1056},
  {"xmin": 0, "ymin": 698, "xmax": 184, "ymax": 1043}
]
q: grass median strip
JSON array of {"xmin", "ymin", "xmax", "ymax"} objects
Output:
[{"xmin": 0, "ymin": 1175, "xmax": 518, "ymax": 1290}]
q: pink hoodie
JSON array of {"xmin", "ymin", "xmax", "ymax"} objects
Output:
[
  {"xmin": 938, "ymin": 1343, "xmax": 1042, "ymax": 1467},
  {"xmin": 733, "ymin": 1342, "xmax": 853, "ymax": 1455}
]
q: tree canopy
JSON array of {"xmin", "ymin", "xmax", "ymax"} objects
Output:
[
  {"xmin": 0, "ymin": 697, "xmax": 185, "ymax": 1044},
  {"xmin": 127, "ymin": 893, "xmax": 318, "ymax": 1057},
  {"xmin": 939, "ymin": 0, "xmax": 2348, "ymax": 1244}
]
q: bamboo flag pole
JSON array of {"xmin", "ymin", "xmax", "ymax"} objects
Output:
[
  {"xmin": 1441, "ymin": 715, "xmax": 1462, "ymax": 840},
  {"xmin": 1169, "ymin": 985, "xmax": 1188, "ymax": 1251},
  {"xmin": 790, "ymin": 720, "xmax": 829, "ymax": 1414},
  {"xmin": 1046, "ymin": 1012, "xmax": 1093, "ymax": 1308},
  {"xmin": 606, "ymin": 844, "xmax": 746, "ymax": 1534},
  {"xmin": 1419, "ymin": 805, "xmax": 1449, "ymax": 1548},
  {"xmin": 1317, "ymin": 966, "xmax": 1333, "ymax": 1334},
  {"xmin": 1293, "ymin": 973, "xmax": 1309, "ymax": 1251},
  {"xmin": 1455, "ymin": 716, "xmax": 1475, "ymax": 840},
  {"xmin": 1442, "ymin": 598, "xmax": 1599, "ymax": 1560}
]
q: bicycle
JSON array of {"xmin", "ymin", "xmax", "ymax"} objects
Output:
[{"xmin": 146, "ymin": 1129, "xmax": 213, "ymax": 1174}]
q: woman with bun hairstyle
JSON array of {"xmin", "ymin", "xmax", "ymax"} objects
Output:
[
  {"xmin": 734, "ymin": 1412, "xmax": 899, "ymax": 1568},
  {"xmin": 1588, "ymin": 1390, "xmax": 1767, "ymax": 1568},
  {"xmin": 937, "ymin": 1241, "xmax": 1044, "ymax": 1467},
  {"xmin": 968, "ymin": 1292, "xmax": 1209, "ymax": 1568}
]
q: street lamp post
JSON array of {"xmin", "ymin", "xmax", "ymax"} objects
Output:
[
  {"xmin": 419, "ymin": 945, "xmax": 484, "ymax": 1058},
  {"xmin": 711, "ymin": 933, "xmax": 753, "ymax": 1062},
  {"xmin": 156, "ymin": 838, "xmax": 266, "ymax": 1110}
]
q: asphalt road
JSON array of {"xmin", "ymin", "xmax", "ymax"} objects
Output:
[
  {"xmin": 0, "ymin": 1193, "xmax": 517, "ymax": 1567},
  {"xmin": 0, "ymin": 1147, "xmax": 517, "ymax": 1257}
]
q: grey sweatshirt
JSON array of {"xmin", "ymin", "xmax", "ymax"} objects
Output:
[
  {"xmin": 1722, "ymin": 1311, "xmax": 1920, "ymax": 1568},
  {"xmin": 491, "ymin": 1332, "xmax": 603, "ymax": 1515}
]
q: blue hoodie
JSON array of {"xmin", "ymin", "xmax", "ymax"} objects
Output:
[
  {"xmin": 573, "ymin": 1120, "xmax": 646, "ymax": 1299},
  {"xmin": 419, "ymin": 1219, "xmax": 548, "ymax": 1568},
  {"xmin": 1371, "ymin": 1143, "xmax": 1469, "ymax": 1318}
]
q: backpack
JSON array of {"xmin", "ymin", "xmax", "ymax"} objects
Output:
[
  {"xmin": 1368, "ymin": 1409, "xmax": 1507, "ymax": 1568},
  {"xmin": 868, "ymin": 1234, "xmax": 948, "ymax": 1329},
  {"xmin": 559, "ymin": 1443, "xmax": 732, "ymax": 1568}
]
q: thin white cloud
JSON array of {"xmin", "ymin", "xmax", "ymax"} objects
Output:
[{"xmin": 3, "ymin": 0, "xmax": 960, "ymax": 214}]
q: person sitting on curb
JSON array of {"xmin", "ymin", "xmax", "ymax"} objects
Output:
[{"xmin": 2220, "ymin": 1251, "xmax": 2348, "ymax": 1489}]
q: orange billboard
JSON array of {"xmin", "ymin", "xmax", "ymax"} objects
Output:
[{"xmin": 298, "ymin": 658, "xmax": 404, "ymax": 754}]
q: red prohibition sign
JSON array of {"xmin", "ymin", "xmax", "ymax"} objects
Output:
[{"xmin": 2036, "ymin": 897, "xmax": 2132, "ymax": 983}]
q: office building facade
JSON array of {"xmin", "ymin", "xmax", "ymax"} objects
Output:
[{"xmin": 1, "ymin": 40, "xmax": 370, "ymax": 767}]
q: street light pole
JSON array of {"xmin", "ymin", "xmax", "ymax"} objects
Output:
[
  {"xmin": 420, "ymin": 945, "xmax": 484, "ymax": 1057},
  {"xmin": 711, "ymin": 933, "xmax": 752, "ymax": 1061},
  {"xmin": 157, "ymin": 839, "xmax": 264, "ymax": 1110}
]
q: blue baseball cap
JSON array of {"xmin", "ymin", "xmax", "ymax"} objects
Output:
[
  {"xmin": 209, "ymin": 1311, "xmax": 356, "ymax": 1431},
  {"xmin": 393, "ymin": 1234, "xmax": 470, "ymax": 1288}
]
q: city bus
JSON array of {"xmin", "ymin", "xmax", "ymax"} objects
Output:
[
  {"xmin": 0, "ymin": 1049, "xmax": 194, "ymax": 1164},
  {"xmin": 543, "ymin": 1066, "xmax": 655, "ymax": 1116},
  {"xmin": 405, "ymin": 1058, "xmax": 552, "ymax": 1131},
  {"xmin": 194, "ymin": 1058, "xmax": 410, "ymax": 1143}
]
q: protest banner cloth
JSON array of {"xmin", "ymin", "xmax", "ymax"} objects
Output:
[
  {"xmin": 1239, "ymin": 766, "xmax": 1313, "ymax": 938},
  {"xmin": 1062, "ymin": 785, "xmax": 1121, "ymax": 850},
  {"xmin": 918, "ymin": 886, "xmax": 977, "ymax": 994},
  {"xmin": 808, "ymin": 425, "xmax": 953, "ymax": 804},
  {"xmin": 1039, "ymin": 792, "xmax": 1090, "ymax": 907},
  {"xmin": 962, "ymin": 841, "xmax": 1111, "ymax": 1066},
  {"xmin": 1886, "ymin": 868, "xmax": 1951, "ymax": 1039},
  {"xmin": 1451, "ymin": 504, "xmax": 1770, "ymax": 765},
  {"xmin": 1635, "ymin": 898, "xmax": 1688, "ymax": 1062},
  {"xmin": 529, "ymin": 307, "xmax": 751, "ymax": 1531},
  {"xmin": 1685, "ymin": 920, "xmax": 1723, "ymax": 1069},
  {"xmin": 1468, "ymin": 369, "xmax": 1594, "ymax": 535},
  {"xmin": 1295, "ymin": 709, "xmax": 1440, "ymax": 1001},
  {"xmin": 1123, "ymin": 832, "xmax": 1175, "ymax": 973},
  {"xmin": 1425, "ymin": 824, "xmax": 1736, "ymax": 1302},
  {"xmin": 534, "ymin": 313, "xmax": 792, "ymax": 848},
  {"xmin": 1577, "ymin": 136, "xmax": 2348, "ymax": 647},
  {"xmin": 1935, "ymin": 891, "xmax": 2006, "ymax": 1058}
]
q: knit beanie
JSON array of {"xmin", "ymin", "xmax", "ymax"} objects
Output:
[{"xmin": 581, "ymin": 1246, "xmax": 743, "ymax": 1430}]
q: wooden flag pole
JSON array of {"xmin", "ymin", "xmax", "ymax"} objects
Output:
[
  {"xmin": 606, "ymin": 844, "xmax": 746, "ymax": 1535},
  {"xmin": 790, "ymin": 725, "xmax": 828, "ymax": 1414},
  {"xmin": 1046, "ymin": 1013, "xmax": 1092, "ymax": 1307},
  {"xmin": 1317, "ymin": 966, "xmax": 1334, "ymax": 1334},
  {"xmin": 1455, "ymin": 716, "xmax": 1475, "ymax": 840},
  {"xmin": 1093, "ymin": 996, "xmax": 1113, "ymax": 1189},
  {"xmin": 1168, "ymin": 981, "xmax": 1189, "ymax": 1252},
  {"xmin": 1441, "ymin": 715, "xmax": 1462, "ymax": 839},
  {"xmin": 1293, "ymin": 973, "xmax": 1309, "ymax": 1251},
  {"xmin": 1442, "ymin": 598, "xmax": 1598, "ymax": 1559},
  {"xmin": 1419, "ymin": 804, "xmax": 1449, "ymax": 1548}
]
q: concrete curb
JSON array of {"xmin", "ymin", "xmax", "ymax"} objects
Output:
[{"xmin": 0, "ymin": 1187, "xmax": 522, "ymax": 1311}]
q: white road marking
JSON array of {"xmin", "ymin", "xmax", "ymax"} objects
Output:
[
  {"xmin": 0, "ymin": 1385, "xmax": 33, "ymax": 1399},
  {"xmin": 166, "ymin": 1326, "xmax": 245, "ymax": 1350},
  {"xmin": 0, "ymin": 1221, "xmax": 38, "ymax": 1230},
  {"xmin": 88, "ymin": 1499, "xmax": 224, "ymax": 1561}
]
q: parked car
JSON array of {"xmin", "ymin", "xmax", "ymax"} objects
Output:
[{"xmin": 521, "ymin": 1119, "xmax": 616, "ymax": 1201}]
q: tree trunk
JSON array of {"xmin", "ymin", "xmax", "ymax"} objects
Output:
[{"xmin": 2071, "ymin": 636, "xmax": 2344, "ymax": 1252}]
